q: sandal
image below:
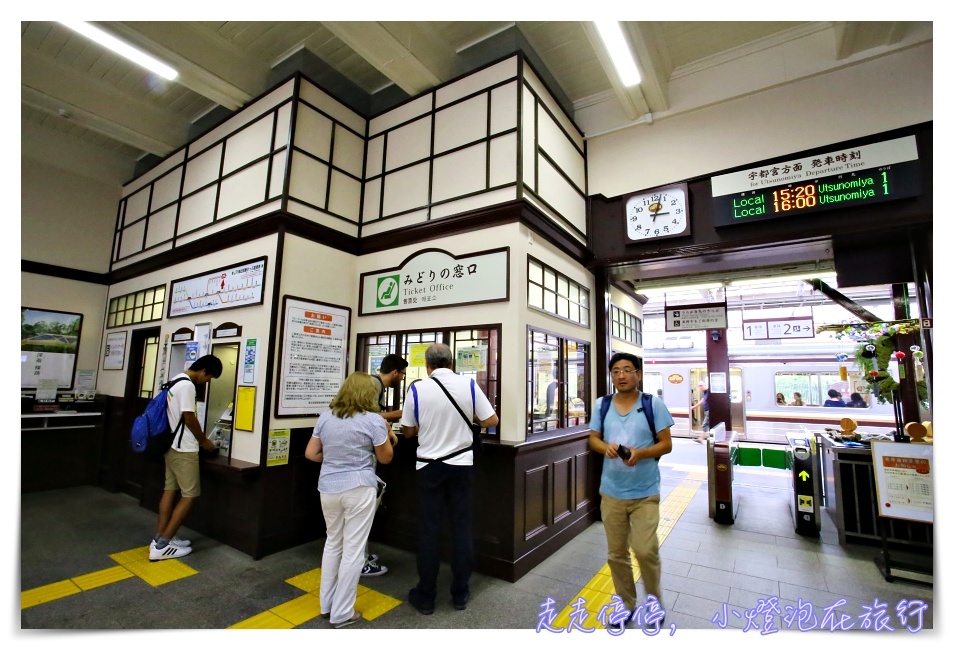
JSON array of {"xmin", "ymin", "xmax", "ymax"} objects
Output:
[{"xmin": 332, "ymin": 611, "xmax": 363, "ymax": 628}]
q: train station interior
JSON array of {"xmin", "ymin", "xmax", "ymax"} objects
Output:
[{"xmin": 18, "ymin": 18, "xmax": 937, "ymax": 640}]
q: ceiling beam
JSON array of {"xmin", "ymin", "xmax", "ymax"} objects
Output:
[
  {"xmin": 625, "ymin": 22, "xmax": 671, "ymax": 114},
  {"xmin": 21, "ymin": 46, "xmax": 190, "ymax": 156},
  {"xmin": 832, "ymin": 21, "xmax": 909, "ymax": 60},
  {"xmin": 96, "ymin": 21, "xmax": 270, "ymax": 110},
  {"xmin": 321, "ymin": 21, "xmax": 449, "ymax": 96},
  {"xmin": 580, "ymin": 22, "xmax": 650, "ymax": 121}
]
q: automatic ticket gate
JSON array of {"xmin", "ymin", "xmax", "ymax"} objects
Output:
[
  {"xmin": 785, "ymin": 432, "xmax": 822, "ymax": 537},
  {"xmin": 707, "ymin": 423, "xmax": 739, "ymax": 524}
]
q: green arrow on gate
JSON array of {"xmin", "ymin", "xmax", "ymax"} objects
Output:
[{"xmin": 798, "ymin": 470, "xmax": 810, "ymax": 481}]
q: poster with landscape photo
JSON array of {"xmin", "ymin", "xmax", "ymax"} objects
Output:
[{"xmin": 21, "ymin": 307, "xmax": 83, "ymax": 389}]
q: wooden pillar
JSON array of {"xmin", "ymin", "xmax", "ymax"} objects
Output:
[{"xmin": 705, "ymin": 327, "xmax": 731, "ymax": 432}]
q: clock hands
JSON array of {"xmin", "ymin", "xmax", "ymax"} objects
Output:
[{"xmin": 648, "ymin": 201, "xmax": 669, "ymax": 221}]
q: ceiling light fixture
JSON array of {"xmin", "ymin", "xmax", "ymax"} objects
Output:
[
  {"xmin": 729, "ymin": 272, "xmax": 837, "ymax": 287},
  {"xmin": 594, "ymin": 21, "xmax": 641, "ymax": 87},
  {"xmin": 59, "ymin": 21, "xmax": 178, "ymax": 81}
]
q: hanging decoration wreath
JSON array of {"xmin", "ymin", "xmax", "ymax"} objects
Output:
[{"xmin": 849, "ymin": 331, "xmax": 929, "ymax": 406}]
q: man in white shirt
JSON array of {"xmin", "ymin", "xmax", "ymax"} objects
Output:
[
  {"xmin": 400, "ymin": 343, "xmax": 498, "ymax": 615},
  {"xmin": 150, "ymin": 354, "xmax": 222, "ymax": 561}
]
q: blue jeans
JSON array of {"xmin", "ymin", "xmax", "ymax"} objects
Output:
[{"xmin": 414, "ymin": 462, "xmax": 473, "ymax": 603}]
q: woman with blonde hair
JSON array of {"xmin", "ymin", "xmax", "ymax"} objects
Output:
[{"xmin": 305, "ymin": 372, "xmax": 396, "ymax": 628}]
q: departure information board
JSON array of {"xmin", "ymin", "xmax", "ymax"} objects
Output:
[{"xmin": 710, "ymin": 136, "xmax": 921, "ymax": 227}]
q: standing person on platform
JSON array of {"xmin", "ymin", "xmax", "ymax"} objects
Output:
[
  {"xmin": 589, "ymin": 352, "xmax": 674, "ymax": 625},
  {"xmin": 305, "ymin": 372, "xmax": 395, "ymax": 628},
  {"xmin": 362, "ymin": 353, "xmax": 409, "ymax": 578},
  {"xmin": 690, "ymin": 381, "xmax": 710, "ymax": 443},
  {"xmin": 400, "ymin": 343, "xmax": 498, "ymax": 615},
  {"xmin": 150, "ymin": 354, "xmax": 223, "ymax": 561}
]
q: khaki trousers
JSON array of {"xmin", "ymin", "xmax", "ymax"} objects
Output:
[{"xmin": 600, "ymin": 493, "xmax": 661, "ymax": 611}]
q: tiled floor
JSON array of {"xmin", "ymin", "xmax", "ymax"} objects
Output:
[{"xmin": 19, "ymin": 439, "xmax": 935, "ymax": 640}]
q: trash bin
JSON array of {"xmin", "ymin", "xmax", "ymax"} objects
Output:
[{"xmin": 785, "ymin": 432, "xmax": 822, "ymax": 537}]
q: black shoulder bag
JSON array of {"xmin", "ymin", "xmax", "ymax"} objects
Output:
[{"xmin": 419, "ymin": 377, "xmax": 483, "ymax": 464}]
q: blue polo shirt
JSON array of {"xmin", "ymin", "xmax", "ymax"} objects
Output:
[{"xmin": 593, "ymin": 394, "xmax": 674, "ymax": 500}]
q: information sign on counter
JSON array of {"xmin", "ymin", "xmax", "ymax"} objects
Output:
[{"xmin": 276, "ymin": 297, "xmax": 351, "ymax": 417}]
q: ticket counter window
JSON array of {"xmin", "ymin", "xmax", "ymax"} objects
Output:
[
  {"xmin": 356, "ymin": 326, "xmax": 500, "ymax": 436},
  {"xmin": 528, "ymin": 328, "xmax": 589, "ymax": 435}
]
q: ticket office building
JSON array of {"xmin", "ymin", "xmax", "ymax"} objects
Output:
[{"xmin": 21, "ymin": 45, "xmax": 933, "ymax": 582}]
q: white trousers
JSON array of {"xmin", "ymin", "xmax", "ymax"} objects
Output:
[{"xmin": 320, "ymin": 485, "xmax": 377, "ymax": 625}]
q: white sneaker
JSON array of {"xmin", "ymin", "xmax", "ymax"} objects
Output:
[
  {"xmin": 150, "ymin": 540, "xmax": 193, "ymax": 561},
  {"xmin": 170, "ymin": 537, "xmax": 191, "ymax": 547}
]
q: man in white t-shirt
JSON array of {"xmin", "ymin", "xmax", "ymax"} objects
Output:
[
  {"xmin": 150, "ymin": 354, "xmax": 222, "ymax": 561},
  {"xmin": 400, "ymin": 343, "xmax": 498, "ymax": 615}
]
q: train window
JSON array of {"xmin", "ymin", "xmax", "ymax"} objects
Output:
[
  {"xmin": 527, "ymin": 328, "xmax": 590, "ymax": 434},
  {"xmin": 643, "ymin": 372, "xmax": 663, "ymax": 398},
  {"xmin": 774, "ymin": 371, "xmax": 864, "ymax": 407}
]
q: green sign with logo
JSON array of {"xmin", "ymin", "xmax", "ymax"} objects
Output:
[{"xmin": 376, "ymin": 275, "xmax": 400, "ymax": 308}]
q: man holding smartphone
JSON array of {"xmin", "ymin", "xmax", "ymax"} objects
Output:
[{"xmin": 589, "ymin": 352, "xmax": 674, "ymax": 626}]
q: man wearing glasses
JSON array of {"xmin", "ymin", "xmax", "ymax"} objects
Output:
[
  {"xmin": 590, "ymin": 352, "xmax": 674, "ymax": 626},
  {"xmin": 360, "ymin": 354, "xmax": 408, "ymax": 578}
]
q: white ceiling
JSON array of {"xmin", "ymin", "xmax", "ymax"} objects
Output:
[{"xmin": 21, "ymin": 21, "xmax": 933, "ymax": 184}]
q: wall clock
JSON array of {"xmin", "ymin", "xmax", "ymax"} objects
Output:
[{"xmin": 624, "ymin": 182, "xmax": 690, "ymax": 242}]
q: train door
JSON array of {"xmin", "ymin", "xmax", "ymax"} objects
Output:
[
  {"xmin": 729, "ymin": 367, "xmax": 744, "ymax": 433},
  {"xmin": 689, "ymin": 368, "xmax": 707, "ymax": 432},
  {"xmin": 690, "ymin": 366, "xmax": 745, "ymax": 433}
]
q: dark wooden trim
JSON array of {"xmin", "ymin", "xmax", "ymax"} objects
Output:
[{"xmin": 21, "ymin": 260, "xmax": 109, "ymax": 284}]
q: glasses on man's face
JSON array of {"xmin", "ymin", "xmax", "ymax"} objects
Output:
[{"xmin": 611, "ymin": 368, "xmax": 639, "ymax": 377}]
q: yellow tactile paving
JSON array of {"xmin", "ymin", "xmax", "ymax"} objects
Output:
[
  {"xmin": 285, "ymin": 567, "xmax": 322, "ymax": 592},
  {"xmin": 21, "ymin": 580, "xmax": 82, "ymax": 609},
  {"xmin": 71, "ymin": 565, "xmax": 135, "ymax": 590},
  {"xmin": 230, "ymin": 564, "xmax": 402, "ymax": 628},
  {"xmin": 552, "ymin": 479, "xmax": 702, "ymax": 629},
  {"xmin": 22, "ymin": 544, "xmax": 199, "ymax": 610},
  {"xmin": 228, "ymin": 611, "xmax": 297, "ymax": 629},
  {"xmin": 270, "ymin": 593, "xmax": 324, "ymax": 626},
  {"xmin": 110, "ymin": 546, "xmax": 199, "ymax": 587}
]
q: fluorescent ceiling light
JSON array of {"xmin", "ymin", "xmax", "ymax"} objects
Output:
[
  {"xmin": 729, "ymin": 272, "xmax": 836, "ymax": 287},
  {"xmin": 594, "ymin": 21, "xmax": 641, "ymax": 87},
  {"xmin": 638, "ymin": 282, "xmax": 723, "ymax": 296},
  {"xmin": 59, "ymin": 21, "xmax": 178, "ymax": 81}
]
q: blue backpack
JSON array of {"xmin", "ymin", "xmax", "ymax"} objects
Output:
[
  {"xmin": 597, "ymin": 392, "xmax": 658, "ymax": 461},
  {"xmin": 130, "ymin": 377, "xmax": 189, "ymax": 456}
]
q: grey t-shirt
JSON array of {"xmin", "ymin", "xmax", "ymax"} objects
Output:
[{"xmin": 312, "ymin": 410, "xmax": 389, "ymax": 494}]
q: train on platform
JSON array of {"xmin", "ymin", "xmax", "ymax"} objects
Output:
[{"xmin": 639, "ymin": 341, "xmax": 901, "ymax": 445}]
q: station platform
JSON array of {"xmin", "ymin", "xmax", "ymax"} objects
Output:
[{"xmin": 19, "ymin": 439, "xmax": 934, "ymax": 637}]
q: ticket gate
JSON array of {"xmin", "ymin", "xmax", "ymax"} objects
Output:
[
  {"xmin": 707, "ymin": 423, "xmax": 739, "ymax": 524},
  {"xmin": 785, "ymin": 432, "xmax": 822, "ymax": 537}
]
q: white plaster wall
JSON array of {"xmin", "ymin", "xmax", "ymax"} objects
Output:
[
  {"xmin": 20, "ymin": 272, "xmax": 108, "ymax": 391},
  {"xmin": 587, "ymin": 42, "xmax": 933, "ymax": 198},
  {"xmin": 274, "ymin": 234, "xmax": 360, "ymax": 433},
  {"xmin": 21, "ymin": 157, "xmax": 118, "ymax": 273},
  {"xmin": 97, "ymin": 235, "xmax": 279, "ymax": 465}
]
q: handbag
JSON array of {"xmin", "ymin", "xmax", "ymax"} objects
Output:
[{"xmin": 430, "ymin": 377, "xmax": 483, "ymax": 455}]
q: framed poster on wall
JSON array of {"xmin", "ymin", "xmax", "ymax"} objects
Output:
[
  {"xmin": 167, "ymin": 256, "xmax": 267, "ymax": 318},
  {"xmin": 21, "ymin": 307, "xmax": 84, "ymax": 389},
  {"xmin": 275, "ymin": 296, "xmax": 351, "ymax": 418},
  {"xmin": 103, "ymin": 331, "xmax": 127, "ymax": 370}
]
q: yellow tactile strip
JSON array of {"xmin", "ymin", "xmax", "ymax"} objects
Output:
[
  {"xmin": 21, "ymin": 545, "xmax": 196, "ymax": 609},
  {"xmin": 552, "ymin": 480, "xmax": 702, "ymax": 629},
  {"xmin": 229, "ymin": 567, "xmax": 402, "ymax": 629}
]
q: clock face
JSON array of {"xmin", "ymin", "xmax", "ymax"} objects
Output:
[{"xmin": 625, "ymin": 184, "xmax": 690, "ymax": 241}]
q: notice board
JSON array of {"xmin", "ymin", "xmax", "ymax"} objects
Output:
[{"xmin": 871, "ymin": 441, "xmax": 933, "ymax": 523}]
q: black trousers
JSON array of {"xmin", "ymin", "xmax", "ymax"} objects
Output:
[{"xmin": 414, "ymin": 462, "xmax": 473, "ymax": 603}]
